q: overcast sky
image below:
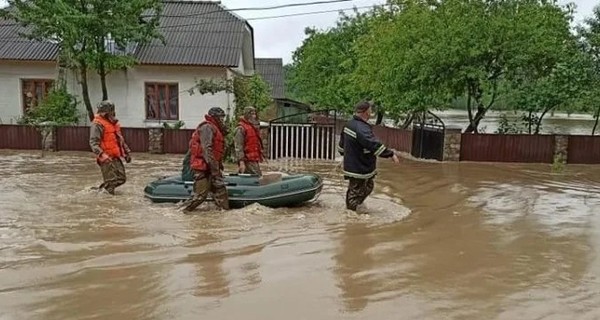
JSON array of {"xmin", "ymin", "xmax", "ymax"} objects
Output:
[{"xmin": 1, "ymin": 0, "xmax": 598, "ymax": 64}]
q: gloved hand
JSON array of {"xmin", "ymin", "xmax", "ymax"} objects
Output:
[{"xmin": 125, "ymin": 154, "xmax": 132, "ymax": 163}]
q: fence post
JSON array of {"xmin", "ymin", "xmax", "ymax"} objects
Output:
[
  {"xmin": 443, "ymin": 126, "xmax": 462, "ymax": 161},
  {"xmin": 148, "ymin": 128, "xmax": 164, "ymax": 154},
  {"xmin": 553, "ymin": 135, "xmax": 569, "ymax": 164}
]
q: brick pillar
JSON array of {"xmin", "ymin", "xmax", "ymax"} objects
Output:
[
  {"xmin": 443, "ymin": 127, "xmax": 462, "ymax": 161},
  {"xmin": 148, "ymin": 128, "xmax": 164, "ymax": 154},
  {"xmin": 41, "ymin": 125, "xmax": 57, "ymax": 152},
  {"xmin": 554, "ymin": 135, "xmax": 569, "ymax": 164}
]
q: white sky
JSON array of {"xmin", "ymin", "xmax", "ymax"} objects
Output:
[{"xmin": 1, "ymin": 0, "xmax": 598, "ymax": 64}]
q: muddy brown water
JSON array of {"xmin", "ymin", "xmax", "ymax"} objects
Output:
[{"xmin": 1, "ymin": 150, "xmax": 600, "ymax": 320}]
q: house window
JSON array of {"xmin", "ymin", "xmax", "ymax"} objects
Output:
[
  {"xmin": 145, "ymin": 82, "xmax": 179, "ymax": 120},
  {"xmin": 21, "ymin": 79, "xmax": 54, "ymax": 113}
]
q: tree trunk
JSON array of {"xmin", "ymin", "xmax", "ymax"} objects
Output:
[
  {"xmin": 593, "ymin": 105, "xmax": 600, "ymax": 136},
  {"xmin": 534, "ymin": 106, "xmax": 554, "ymax": 135},
  {"xmin": 100, "ymin": 68, "xmax": 108, "ymax": 101},
  {"xmin": 528, "ymin": 111, "xmax": 533, "ymax": 134},
  {"xmin": 375, "ymin": 110, "xmax": 384, "ymax": 125},
  {"xmin": 79, "ymin": 61, "xmax": 94, "ymax": 121},
  {"xmin": 401, "ymin": 112, "xmax": 414, "ymax": 129}
]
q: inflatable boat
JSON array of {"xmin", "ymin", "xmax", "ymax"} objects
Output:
[{"xmin": 143, "ymin": 172, "xmax": 324, "ymax": 209}]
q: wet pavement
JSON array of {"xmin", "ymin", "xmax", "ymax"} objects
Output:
[{"xmin": 1, "ymin": 149, "xmax": 600, "ymax": 319}]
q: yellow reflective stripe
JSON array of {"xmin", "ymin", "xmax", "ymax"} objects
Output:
[
  {"xmin": 374, "ymin": 144, "xmax": 386, "ymax": 156},
  {"xmin": 363, "ymin": 149, "xmax": 371, "ymax": 154},
  {"xmin": 343, "ymin": 127, "xmax": 357, "ymax": 139},
  {"xmin": 337, "ymin": 145, "xmax": 344, "ymax": 153},
  {"xmin": 342, "ymin": 170, "xmax": 377, "ymax": 179}
]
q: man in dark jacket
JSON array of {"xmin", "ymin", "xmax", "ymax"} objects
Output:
[{"xmin": 337, "ymin": 101, "xmax": 400, "ymax": 211}]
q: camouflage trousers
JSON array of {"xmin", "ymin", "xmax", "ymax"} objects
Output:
[
  {"xmin": 181, "ymin": 172, "xmax": 230, "ymax": 213},
  {"xmin": 98, "ymin": 158, "xmax": 126, "ymax": 195},
  {"xmin": 241, "ymin": 161, "xmax": 262, "ymax": 176},
  {"xmin": 345, "ymin": 177, "xmax": 374, "ymax": 211}
]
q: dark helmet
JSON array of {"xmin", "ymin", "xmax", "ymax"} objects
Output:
[
  {"xmin": 97, "ymin": 100, "xmax": 115, "ymax": 113},
  {"xmin": 208, "ymin": 107, "xmax": 226, "ymax": 118}
]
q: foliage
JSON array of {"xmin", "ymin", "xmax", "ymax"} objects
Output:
[
  {"xmin": 495, "ymin": 114, "xmax": 524, "ymax": 134},
  {"xmin": 289, "ymin": 7, "xmax": 387, "ymax": 114},
  {"xmin": 507, "ymin": 43, "xmax": 592, "ymax": 134},
  {"xmin": 5, "ymin": 0, "xmax": 164, "ymax": 119},
  {"xmin": 188, "ymin": 74, "xmax": 273, "ymax": 118},
  {"xmin": 286, "ymin": 0, "xmax": 582, "ymax": 134},
  {"xmin": 187, "ymin": 74, "xmax": 272, "ymax": 163},
  {"xmin": 163, "ymin": 121, "xmax": 185, "ymax": 130},
  {"xmin": 577, "ymin": 4, "xmax": 600, "ymax": 135},
  {"xmin": 18, "ymin": 85, "xmax": 79, "ymax": 126}
]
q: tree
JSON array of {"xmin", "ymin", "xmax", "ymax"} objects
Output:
[
  {"xmin": 354, "ymin": 0, "xmax": 448, "ymax": 125},
  {"xmin": 508, "ymin": 42, "xmax": 591, "ymax": 134},
  {"xmin": 289, "ymin": 6, "xmax": 386, "ymax": 115},
  {"xmin": 84, "ymin": 0, "xmax": 163, "ymax": 100},
  {"xmin": 5, "ymin": 0, "xmax": 163, "ymax": 121},
  {"xmin": 577, "ymin": 4, "xmax": 600, "ymax": 135}
]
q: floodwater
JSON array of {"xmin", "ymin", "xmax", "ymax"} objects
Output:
[
  {"xmin": 1, "ymin": 150, "xmax": 600, "ymax": 320},
  {"xmin": 421, "ymin": 109, "xmax": 598, "ymax": 135}
]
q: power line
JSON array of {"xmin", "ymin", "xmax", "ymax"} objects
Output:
[
  {"xmin": 158, "ymin": 5, "xmax": 376, "ymax": 30},
  {"xmin": 152, "ymin": 0, "xmax": 362, "ymax": 18},
  {"xmin": 1, "ymin": 4, "xmax": 377, "ymax": 29}
]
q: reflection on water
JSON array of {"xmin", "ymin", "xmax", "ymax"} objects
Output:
[{"xmin": 1, "ymin": 150, "xmax": 600, "ymax": 319}]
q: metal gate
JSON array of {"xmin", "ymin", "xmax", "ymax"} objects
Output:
[
  {"xmin": 411, "ymin": 111, "xmax": 445, "ymax": 161},
  {"xmin": 268, "ymin": 110, "xmax": 338, "ymax": 160}
]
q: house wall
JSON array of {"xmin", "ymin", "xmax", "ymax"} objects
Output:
[
  {"xmin": 0, "ymin": 61, "xmax": 58, "ymax": 124},
  {"xmin": 66, "ymin": 65, "xmax": 230, "ymax": 128},
  {"xmin": 0, "ymin": 61, "xmax": 234, "ymax": 128}
]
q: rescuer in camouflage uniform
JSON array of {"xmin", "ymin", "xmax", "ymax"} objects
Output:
[
  {"xmin": 89, "ymin": 100, "xmax": 132, "ymax": 195},
  {"xmin": 233, "ymin": 106, "xmax": 265, "ymax": 175},
  {"xmin": 337, "ymin": 101, "xmax": 400, "ymax": 211},
  {"xmin": 181, "ymin": 107, "xmax": 230, "ymax": 213}
]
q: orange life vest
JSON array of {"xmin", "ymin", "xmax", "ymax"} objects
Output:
[
  {"xmin": 92, "ymin": 114, "xmax": 124, "ymax": 159},
  {"xmin": 189, "ymin": 115, "xmax": 225, "ymax": 171},
  {"xmin": 239, "ymin": 118, "xmax": 262, "ymax": 162}
]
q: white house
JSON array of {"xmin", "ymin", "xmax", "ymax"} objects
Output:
[{"xmin": 0, "ymin": 0, "xmax": 256, "ymax": 128}]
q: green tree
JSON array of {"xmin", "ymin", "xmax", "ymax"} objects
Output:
[
  {"xmin": 508, "ymin": 43, "xmax": 591, "ymax": 134},
  {"xmin": 84, "ymin": 0, "xmax": 163, "ymax": 100},
  {"xmin": 354, "ymin": 0, "xmax": 446, "ymax": 125},
  {"xmin": 289, "ymin": 6, "xmax": 385, "ymax": 115},
  {"xmin": 577, "ymin": 4, "xmax": 600, "ymax": 135}
]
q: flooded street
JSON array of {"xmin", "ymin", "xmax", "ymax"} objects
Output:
[{"xmin": 1, "ymin": 150, "xmax": 600, "ymax": 320}]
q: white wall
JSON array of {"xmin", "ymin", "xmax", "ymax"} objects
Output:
[
  {"xmin": 0, "ymin": 62, "xmax": 233, "ymax": 128},
  {"xmin": 67, "ymin": 65, "xmax": 230, "ymax": 128},
  {"xmin": 0, "ymin": 61, "xmax": 58, "ymax": 124}
]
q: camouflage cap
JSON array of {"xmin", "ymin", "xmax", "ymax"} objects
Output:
[
  {"xmin": 97, "ymin": 100, "xmax": 115, "ymax": 113},
  {"xmin": 208, "ymin": 107, "xmax": 226, "ymax": 118},
  {"xmin": 243, "ymin": 106, "xmax": 256, "ymax": 117}
]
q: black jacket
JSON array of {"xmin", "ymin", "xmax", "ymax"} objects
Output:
[{"xmin": 337, "ymin": 115, "xmax": 395, "ymax": 179}]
